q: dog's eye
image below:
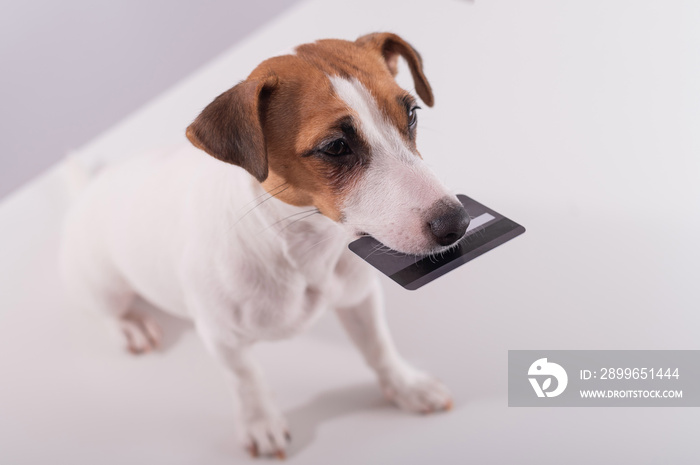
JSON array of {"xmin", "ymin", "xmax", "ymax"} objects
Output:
[
  {"xmin": 323, "ymin": 139, "xmax": 352, "ymax": 156},
  {"xmin": 408, "ymin": 106, "xmax": 420, "ymax": 128}
]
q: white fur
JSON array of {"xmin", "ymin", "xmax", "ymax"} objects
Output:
[
  {"xmin": 61, "ymin": 78, "xmax": 457, "ymax": 458},
  {"xmin": 330, "ymin": 76, "xmax": 462, "ymax": 255}
]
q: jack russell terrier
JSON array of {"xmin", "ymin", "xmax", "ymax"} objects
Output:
[{"xmin": 60, "ymin": 32, "xmax": 470, "ymax": 459}]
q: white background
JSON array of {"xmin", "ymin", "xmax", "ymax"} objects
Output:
[
  {"xmin": 0, "ymin": 0, "xmax": 298, "ymax": 198},
  {"xmin": 1, "ymin": 0, "xmax": 699, "ymax": 463}
]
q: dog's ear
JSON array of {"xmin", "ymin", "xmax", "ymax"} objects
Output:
[
  {"xmin": 356, "ymin": 32, "xmax": 434, "ymax": 107},
  {"xmin": 186, "ymin": 75, "xmax": 278, "ymax": 182}
]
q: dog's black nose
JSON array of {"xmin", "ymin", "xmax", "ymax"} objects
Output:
[{"xmin": 428, "ymin": 203, "xmax": 470, "ymax": 247}]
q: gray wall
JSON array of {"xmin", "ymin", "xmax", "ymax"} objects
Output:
[{"xmin": 0, "ymin": 0, "xmax": 299, "ymax": 199}]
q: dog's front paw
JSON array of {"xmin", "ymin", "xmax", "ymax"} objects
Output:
[
  {"xmin": 240, "ymin": 411, "xmax": 290, "ymax": 459},
  {"xmin": 379, "ymin": 366, "xmax": 453, "ymax": 414}
]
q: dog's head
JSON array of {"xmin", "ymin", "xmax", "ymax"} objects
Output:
[{"xmin": 186, "ymin": 32, "xmax": 469, "ymax": 255}]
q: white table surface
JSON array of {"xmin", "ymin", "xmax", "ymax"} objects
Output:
[{"xmin": 2, "ymin": 0, "xmax": 700, "ymax": 463}]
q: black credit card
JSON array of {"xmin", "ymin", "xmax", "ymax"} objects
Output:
[{"xmin": 348, "ymin": 194, "xmax": 525, "ymax": 290}]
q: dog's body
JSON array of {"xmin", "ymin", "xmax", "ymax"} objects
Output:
[
  {"xmin": 61, "ymin": 33, "xmax": 469, "ymax": 458},
  {"xmin": 63, "ymin": 144, "xmax": 371, "ymax": 337}
]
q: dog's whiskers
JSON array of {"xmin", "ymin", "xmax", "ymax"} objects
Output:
[
  {"xmin": 299, "ymin": 230, "xmax": 344, "ymax": 258},
  {"xmin": 276, "ymin": 210, "xmax": 321, "ymax": 234},
  {"xmin": 363, "ymin": 242, "xmax": 388, "ymax": 260},
  {"xmin": 237, "ymin": 181, "xmax": 288, "ymax": 211},
  {"xmin": 228, "ymin": 183, "xmax": 290, "ymax": 230},
  {"xmin": 259, "ymin": 208, "xmax": 320, "ymax": 234}
]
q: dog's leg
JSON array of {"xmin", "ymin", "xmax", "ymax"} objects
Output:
[
  {"xmin": 195, "ymin": 323, "xmax": 289, "ymax": 459},
  {"xmin": 62, "ymin": 258, "xmax": 161, "ymax": 354},
  {"xmin": 335, "ymin": 279, "xmax": 453, "ymax": 414}
]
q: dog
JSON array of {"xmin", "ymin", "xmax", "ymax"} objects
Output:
[{"xmin": 60, "ymin": 32, "xmax": 470, "ymax": 459}]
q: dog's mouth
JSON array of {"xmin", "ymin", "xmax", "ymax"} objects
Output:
[
  {"xmin": 351, "ymin": 228, "xmax": 467, "ymax": 257},
  {"xmin": 344, "ymin": 194, "xmax": 471, "ymax": 255}
]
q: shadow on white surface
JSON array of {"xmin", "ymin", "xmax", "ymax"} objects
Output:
[{"xmin": 285, "ymin": 383, "xmax": 386, "ymax": 457}]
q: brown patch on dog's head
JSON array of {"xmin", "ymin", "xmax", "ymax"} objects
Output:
[
  {"xmin": 186, "ymin": 33, "xmax": 433, "ymax": 221},
  {"xmin": 354, "ymin": 32, "xmax": 434, "ymax": 107}
]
